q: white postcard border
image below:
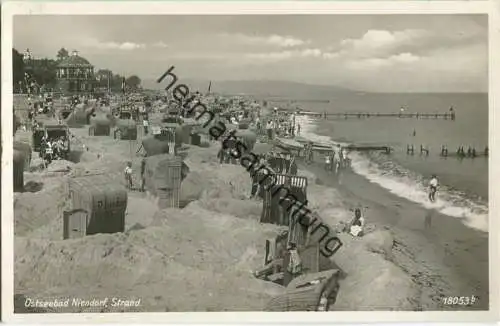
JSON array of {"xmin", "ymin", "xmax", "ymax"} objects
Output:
[{"xmin": 1, "ymin": 1, "xmax": 498, "ymax": 323}]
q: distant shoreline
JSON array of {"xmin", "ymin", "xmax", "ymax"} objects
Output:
[{"xmin": 141, "ymin": 79, "xmax": 487, "ymax": 96}]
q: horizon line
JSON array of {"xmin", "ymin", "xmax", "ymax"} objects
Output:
[{"xmin": 142, "ymin": 77, "xmax": 486, "ymax": 94}]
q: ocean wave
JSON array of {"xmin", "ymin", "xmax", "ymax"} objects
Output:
[{"xmin": 294, "ymin": 115, "xmax": 489, "ymax": 233}]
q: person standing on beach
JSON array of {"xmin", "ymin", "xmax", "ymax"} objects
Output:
[
  {"xmin": 329, "ymin": 151, "xmax": 335, "ymax": 172},
  {"xmin": 140, "ymin": 159, "xmax": 146, "ymax": 192},
  {"xmin": 335, "ymin": 158, "xmax": 341, "ymax": 175},
  {"xmin": 255, "ymin": 116, "xmax": 261, "ymax": 131},
  {"xmin": 142, "ymin": 116, "xmax": 149, "ymax": 135},
  {"xmin": 428, "ymin": 175, "xmax": 439, "ymax": 202},
  {"xmin": 341, "ymin": 148, "xmax": 349, "ymax": 168},
  {"xmin": 124, "ymin": 162, "xmax": 133, "ymax": 190},
  {"xmin": 249, "ymin": 160, "xmax": 260, "ymax": 198},
  {"xmin": 254, "ymin": 157, "xmax": 272, "ymax": 199},
  {"xmin": 266, "ymin": 120, "xmax": 273, "ymax": 140},
  {"xmin": 336, "ymin": 145, "xmax": 343, "ymax": 169},
  {"xmin": 324, "ymin": 153, "xmax": 331, "ymax": 172}
]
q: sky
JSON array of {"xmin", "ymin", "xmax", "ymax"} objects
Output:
[{"xmin": 13, "ymin": 14, "xmax": 487, "ymax": 92}]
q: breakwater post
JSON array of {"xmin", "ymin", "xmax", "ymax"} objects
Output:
[{"xmin": 404, "ymin": 144, "xmax": 488, "ymax": 158}]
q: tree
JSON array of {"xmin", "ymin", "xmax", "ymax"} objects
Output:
[
  {"xmin": 110, "ymin": 73, "xmax": 124, "ymax": 92},
  {"xmin": 125, "ymin": 75, "xmax": 141, "ymax": 89},
  {"xmin": 32, "ymin": 58, "xmax": 58, "ymax": 89},
  {"xmin": 95, "ymin": 69, "xmax": 113, "ymax": 88},
  {"xmin": 56, "ymin": 48, "xmax": 69, "ymax": 61},
  {"xmin": 12, "ymin": 48, "xmax": 25, "ymax": 93}
]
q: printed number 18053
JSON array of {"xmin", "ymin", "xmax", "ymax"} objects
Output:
[{"xmin": 442, "ymin": 296, "xmax": 477, "ymax": 305}]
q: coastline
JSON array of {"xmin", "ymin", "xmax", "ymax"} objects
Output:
[
  {"xmin": 300, "ymin": 161, "xmax": 489, "ymax": 310},
  {"xmin": 13, "ymin": 118, "xmax": 488, "ymax": 312},
  {"xmin": 292, "ymin": 115, "xmax": 488, "ymax": 310}
]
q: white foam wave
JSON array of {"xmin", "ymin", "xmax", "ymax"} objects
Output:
[
  {"xmin": 296, "ymin": 115, "xmax": 349, "ymax": 148},
  {"xmin": 296, "ymin": 115, "xmax": 489, "ymax": 233}
]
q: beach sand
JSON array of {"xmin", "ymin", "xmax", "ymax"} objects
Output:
[
  {"xmin": 12, "ymin": 121, "xmax": 488, "ymax": 312},
  {"xmin": 302, "ymin": 161, "xmax": 489, "ymax": 310}
]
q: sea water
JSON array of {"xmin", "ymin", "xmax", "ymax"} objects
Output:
[{"xmin": 265, "ymin": 92, "xmax": 489, "ymax": 232}]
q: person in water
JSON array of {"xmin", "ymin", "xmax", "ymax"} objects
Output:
[
  {"xmin": 428, "ymin": 175, "xmax": 439, "ymax": 202},
  {"xmin": 441, "ymin": 145, "xmax": 448, "ymax": 157}
]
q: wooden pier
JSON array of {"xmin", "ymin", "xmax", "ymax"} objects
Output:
[
  {"xmin": 276, "ymin": 137, "xmax": 392, "ymax": 154},
  {"xmin": 268, "ymin": 99, "xmax": 331, "ymax": 104},
  {"xmin": 300, "ymin": 111, "xmax": 456, "ymax": 121}
]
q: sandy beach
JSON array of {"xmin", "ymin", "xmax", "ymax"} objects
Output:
[
  {"xmin": 13, "ymin": 114, "xmax": 488, "ymax": 312},
  {"xmin": 301, "ymin": 162, "xmax": 489, "ymax": 310},
  {"xmin": 9, "ymin": 11, "xmax": 491, "ymax": 315}
]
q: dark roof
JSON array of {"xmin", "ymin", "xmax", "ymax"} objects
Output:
[{"xmin": 57, "ymin": 54, "xmax": 92, "ymax": 68}]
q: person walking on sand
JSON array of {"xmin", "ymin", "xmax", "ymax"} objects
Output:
[
  {"xmin": 335, "ymin": 158, "xmax": 341, "ymax": 175},
  {"xmin": 338, "ymin": 147, "xmax": 345, "ymax": 168},
  {"xmin": 336, "ymin": 145, "xmax": 344, "ymax": 169},
  {"xmin": 428, "ymin": 174, "xmax": 439, "ymax": 202},
  {"xmin": 124, "ymin": 162, "xmax": 133, "ymax": 190}
]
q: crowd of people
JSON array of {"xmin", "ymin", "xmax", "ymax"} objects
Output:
[
  {"xmin": 301, "ymin": 141, "xmax": 350, "ymax": 173},
  {"xmin": 260, "ymin": 108, "xmax": 301, "ymax": 140},
  {"xmin": 40, "ymin": 135, "xmax": 69, "ymax": 161}
]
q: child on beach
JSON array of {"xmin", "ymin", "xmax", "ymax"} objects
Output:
[{"xmin": 124, "ymin": 162, "xmax": 133, "ymax": 190}]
